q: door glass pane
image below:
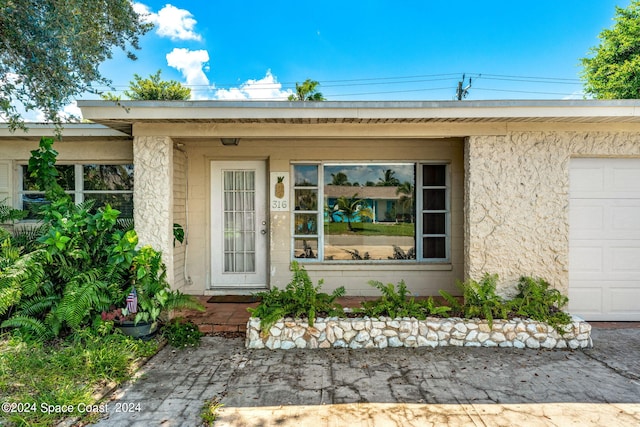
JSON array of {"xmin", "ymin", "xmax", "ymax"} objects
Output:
[{"xmin": 223, "ymin": 170, "xmax": 257, "ymax": 273}]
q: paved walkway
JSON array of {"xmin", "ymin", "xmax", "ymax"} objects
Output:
[{"xmin": 92, "ymin": 326, "xmax": 640, "ymax": 426}]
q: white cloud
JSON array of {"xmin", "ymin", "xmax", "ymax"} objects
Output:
[
  {"xmin": 60, "ymin": 101, "xmax": 82, "ymax": 121},
  {"xmin": 0, "ymin": 73, "xmax": 82, "ymax": 123},
  {"xmin": 134, "ymin": 3, "xmax": 201, "ymax": 41},
  {"xmin": 563, "ymin": 90, "xmax": 588, "ymax": 100},
  {"xmin": 166, "ymin": 48, "xmax": 210, "ymax": 90},
  {"xmin": 215, "ymin": 70, "xmax": 293, "ymax": 100}
]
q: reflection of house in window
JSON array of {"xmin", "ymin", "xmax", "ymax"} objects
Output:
[
  {"xmin": 324, "ymin": 186, "xmax": 405, "ymax": 223},
  {"xmin": 292, "ymin": 161, "xmax": 449, "ymax": 262}
]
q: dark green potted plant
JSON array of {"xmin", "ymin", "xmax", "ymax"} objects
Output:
[{"xmin": 104, "ymin": 232, "xmax": 204, "ymax": 339}]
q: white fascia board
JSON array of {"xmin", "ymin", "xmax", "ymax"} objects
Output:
[
  {"xmin": 0, "ymin": 123, "xmax": 129, "ymax": 138},
  {"xmin": 77, "ymin": 100, "xmax": 640, "ymax": 122}
]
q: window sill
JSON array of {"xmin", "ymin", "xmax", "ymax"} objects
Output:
[{"xmin": 296, "ymin": 262, "xmax": 453, "ymax": 272}]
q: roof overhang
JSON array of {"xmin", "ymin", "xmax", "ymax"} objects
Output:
[
  {"xmin": 0, "ymin": 123, "xmax": 131, "ymax": 140},
  {"xmin": 76, "ymin": 99, "xmax": 640, "ymax": 137}
]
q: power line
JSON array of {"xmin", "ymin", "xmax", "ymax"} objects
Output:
[
  {"xmin": 96, "ymin": 72, "xmax": 580, "ymax": 90},
  {"xmin": 474, "ymin": 87, "xmax": 584, "ymax": 96},
  {"xmin": 89, "ymin": 71, "xmax": 585, "ymax": 99},
  {"xmin": 324, "ymin": 87, "xmax": 455, "ymax": 97}
]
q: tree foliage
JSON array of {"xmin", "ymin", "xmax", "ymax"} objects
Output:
[
  {"xmin": 581, "ymin": 1, "xmax": 640, "ymax": 99},
  {"xmin": 104, "ymin": 70, "xmax": 191, "ymax": 101},
  {"xmin": 331, "ymin": 193, "xmax": 374, "ymax": 231},
  {"xmin": 0, "ymin": 0, "xmax": 152, "ymax": 129},
  {"xmin": 288, "ymin": 79, "xmax": 326, "ymax": 101}
]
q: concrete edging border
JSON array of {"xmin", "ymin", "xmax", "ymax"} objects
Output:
[{"xmin": 245, "ymin": 315, "xmax": 592, "ymax": 350}]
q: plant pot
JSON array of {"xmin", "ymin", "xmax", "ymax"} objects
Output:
[{"xmin": 117, "ymin": 321, "xmax": 158, "ymax": 340}]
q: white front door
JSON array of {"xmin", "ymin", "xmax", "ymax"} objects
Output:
[{"xmin": 211, "ymin": 161, "xmax": 268, "ymax": 289}]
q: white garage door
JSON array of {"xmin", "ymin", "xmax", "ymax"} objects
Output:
[{"xmin": 569, "ymin": 158, "xmax": 640, "ymax": 321}]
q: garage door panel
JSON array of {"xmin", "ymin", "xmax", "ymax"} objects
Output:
[
  {"xmin": 611, "ymin": 205, "xmax": 640, "ymax": 232},
  {"xmin": 568, "ymin": 287, "xmax": 602, "ymax": 315},
  {"xmin": 612, "ymin": 167, "xmax": 640, "ymax": 193},
  {"xmin": 569, "ymin": 166, "xmax": 603, "ymax": 193},
  {"xmin": 569, "ymin": 158, "xmax": 640, "ymax": 321},
  {"xmin": 611, "ymin": 247, "xmax": 640, "ymax": 272},
  {"xmin": 610, "ymin": 287, "xmax": 640, "ymax": 313},
  {"xmin": 568, "ymin": 246, "xmax": 602, "ymax": 273},
  {"xmin": 569, "ymin": 204, "xmax": 604, "ymax": 237}
]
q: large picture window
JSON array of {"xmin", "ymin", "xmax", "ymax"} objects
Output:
[
  {"xmin": 19, "ymin": 164, "xmax": 134, "ymax": 219},
  {"xmin": 292, "ymin": 162, "xmax": 449, "ymax": 262}
]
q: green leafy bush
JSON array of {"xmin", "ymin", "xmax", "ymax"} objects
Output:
[
  {"xmin": 0, "ymin": 137, "xmax": 203, "ymax": 340},
  {"xmin": 439, "ymin": 274, "xmax": 573, "ymax": 330},
  {"xmin": 460, "ymin": 274, "xmax": 510, "ymax": 328},
  {"xmin": 248, "ymin": 261, "xmax": 345, "ymax": 330},
  {"xmin": 161, "ymin": 317, "xmax": 204, "ymax": 349},
  {"xmin": 511, "ymin": 276, "xmax": 572, "ymax": 331},
  {"xmin": 356, "ymin": 280, "xmax": 450, "ymax": 319}
]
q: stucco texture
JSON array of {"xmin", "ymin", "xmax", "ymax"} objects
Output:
[
  {"xmin": 133, "ymin": 136, "xmax": 174, "ymax": 282},
  {"xmin": 465, "ymin": 131, "xmax": 640, "ymax": 295}
]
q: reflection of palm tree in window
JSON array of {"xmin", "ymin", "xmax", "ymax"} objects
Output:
[
  {"xmin": 332, "ymin": 193, "xmax": 374, "ymax": 231},
  {"xmin": 396, "ymin": 181, "xmax": 415, "ymax": 223},
  {"xmin": 330, "ymin": 172, "xmax": 350, "ymax": 186},
  {"xmin": 377, "ymin": 169, "xmax": 400, "ymax": 187}
]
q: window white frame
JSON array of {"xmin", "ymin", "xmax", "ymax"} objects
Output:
[
  {"xmin": 291, "ymin": 161, "xmax": 450, "ymax": 263},
  {"xmin": 17, "ymin": 163, "xmax": 134, "ymax": 219},
  {"xmin": 418, "ymin": 162, "xmax": 451, "ymax": 262}
]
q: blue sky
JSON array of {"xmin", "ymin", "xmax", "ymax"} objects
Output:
[{"xmin": 90, "ymin": 0, "xmax": 627, "ymax": 104}]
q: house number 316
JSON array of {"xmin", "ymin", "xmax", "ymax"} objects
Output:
[{"xmin": 272, "ymin": 200, "xmax": 288, "ymax": 209}]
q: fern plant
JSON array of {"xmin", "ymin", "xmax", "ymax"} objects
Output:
[
  {"xmin": 438, "ymin": 289, "xmax": 464, "ymax": 315},
  {"xmin": 357, "ymin": 280, "xmax": 451, "ymax": 319},
  {"xmin": 358, "ymin": 280, "xmax": 424, "ymax": 319},
  {"xmin": 248, "ymin": 261, "xmax": 345, "ymax": 331},
  {"xmin": 456, "ymin": 274, "xmax": 510, "ymax": 328},
  {"xmin": 511, "ymin": 276, "xmax": 571, "ymax": 331},
  {"xmin": 0, "ymin": 245, "xmax": 46, "ymax": 319}
]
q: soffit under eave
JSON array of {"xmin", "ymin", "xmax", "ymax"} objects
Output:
[{"xmin": 89, "ymin": 115, "xmax": 640, "ymax": 137}]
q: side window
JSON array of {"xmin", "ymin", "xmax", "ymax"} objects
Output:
[
  {"xmin": 83, "ymin": 164, "xmax": 134, "ymax": 217},
  {"xmin": 18, "ymin": 164, "xmax": 134, "ymax": 219},
  {"xmin": 421, "ymin": 164, "xmax": 448, "ymax": 260},
  {"xmin": 292, "ymin": 164, "xmax": 319, "ymax": 259},
  {"xmin": 20, "ymin": 165, "xmax": 75, "ymax": 219}
]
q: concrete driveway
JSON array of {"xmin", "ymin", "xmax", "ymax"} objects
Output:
[{"xmin": 94, "ymin": 326, "xmax": 640, "ymax": 426}]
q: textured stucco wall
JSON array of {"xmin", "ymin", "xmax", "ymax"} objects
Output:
[
  {"xmin": 133, "ymin": 136, "xmax": 174, "ymax": 284},
  {"xmin": 465, "ymin": 131, "xmax": 640, "ymax": 296}
]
